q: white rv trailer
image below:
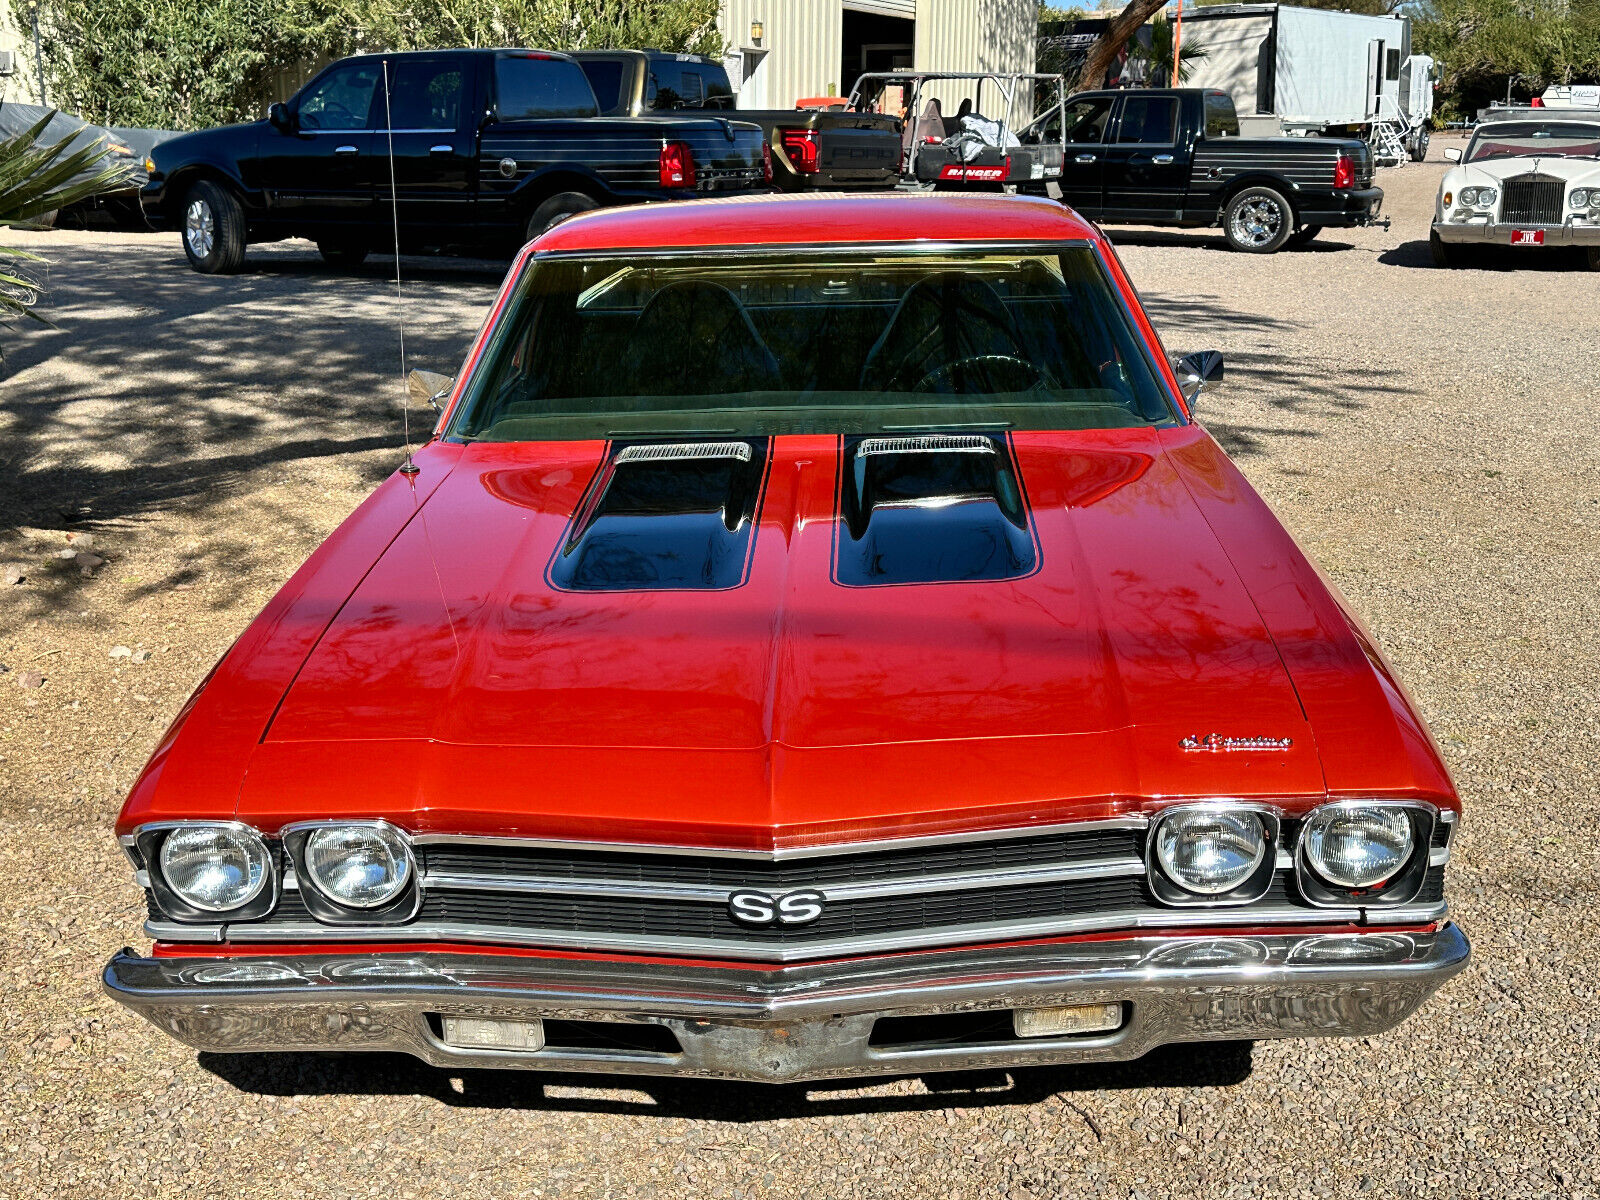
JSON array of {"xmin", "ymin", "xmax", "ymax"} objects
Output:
[{"xmin": 1174, "ymin": 4, "xmax": 1434, "ymax": 163}]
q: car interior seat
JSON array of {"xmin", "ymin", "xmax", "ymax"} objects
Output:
[{"xmin": 623, "ymin": 280, "xmax": 782, "ymax": 399}]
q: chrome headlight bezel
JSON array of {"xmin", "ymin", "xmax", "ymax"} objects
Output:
[
  {"xmin": 282, "ymin": 819, "xmax": 420, "ymax": 924},
  {"xmin": 1458, "ymin": 186, "xmax": 1479, "ymax": 205},
  {"xmin": 1572, "ymin": 188, "xmax": 1590, "ymax": 209},
  {"xmin": 1146, "ymin": 802, "xmax": 1280, "ymax": 906},
  {"xmin": 1473, "ymin": 187, "xmax": 1496, "ymax": 208},
  {"xmin": 1294, "ymin": 800, "xmax": 1436, "ymax": 908},
  {"xmin": 137, "ymin": 821, "xmax": 278, "ymax": 921}
]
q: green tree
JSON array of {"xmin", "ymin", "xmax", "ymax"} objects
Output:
[
  {"xmin": 1138, "ymin": 12, "xmax": 1208, "ymax": 84},
  {"xmin": 1413, "ymin": 0, "xmax": 1600, "ymax": 119},
  {"xmin": 0, "ymin": 113, "xmax": 130, "ymax": 354},
  {"xmin": 27, "ymin": 0, "xmax": 725, "ymax": 132}
]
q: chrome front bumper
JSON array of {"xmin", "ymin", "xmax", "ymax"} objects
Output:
[
  {"xmin": 1434, "ymin": 219, "xmax": 1600, "ymax": 244},
  {"xmin": 105, "ymin": 925, "xmax": 1469, "ymax": 1083}
]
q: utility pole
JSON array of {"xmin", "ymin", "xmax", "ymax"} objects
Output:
[{"xmin": 31, "ymin": 4, "xmax": 46, "ymax": 105}]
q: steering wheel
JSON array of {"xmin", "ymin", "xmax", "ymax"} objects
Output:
[{"xmin": 913, "ymin": 354, "xmax": 1048, "ymax": 394}]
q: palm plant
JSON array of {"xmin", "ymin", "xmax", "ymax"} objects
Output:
[
  {"xmin": 1136, "ymin": 13, "xmax": 1209, "ymax": 86},
  {"xmin": 0, "ymin": 112, "xmax": 131, "ymax": 354}
]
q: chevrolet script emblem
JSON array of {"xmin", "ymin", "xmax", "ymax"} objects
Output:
[{"xmin": 1180, "ymin": 733, "xmax": 1293, "ymax": 752}]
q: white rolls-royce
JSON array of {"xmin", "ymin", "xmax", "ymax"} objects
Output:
[{"xmin": 1432, "ymin": 112, "xmax": 1600, "ymax": 268}]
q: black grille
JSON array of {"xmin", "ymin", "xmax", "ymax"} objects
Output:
[
  {"xmin": 418, "ymin": 874, "xmax": 1153, "ymax": 944},
  {"xmin": 1502, "ymin": 176, "xmax": 1563, "ymax": 225},
  {"xmin": 421, "ymin": 827, "xmax": 1144, "ymax": 890}
]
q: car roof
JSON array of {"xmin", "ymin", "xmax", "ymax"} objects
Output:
[{"xmin": 533, "ymin": 193, "xmax": 1102, "ymax": 253}]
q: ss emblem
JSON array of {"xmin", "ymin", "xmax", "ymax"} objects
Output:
[{"xmin": 727, "ymin": 888, "xmax": 825, "ymax": 927}]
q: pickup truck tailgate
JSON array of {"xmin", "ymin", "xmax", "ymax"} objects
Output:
[{"xmin": 815, "ymin": 116, "xmax": 902, "ymax": 180}]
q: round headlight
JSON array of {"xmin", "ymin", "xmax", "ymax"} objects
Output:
[
  {"xmin": 1475, "ymin": 187, "xmax": 1496, "ymax": 207},
  {"xmin": 159, "ymin": 825, "xmax": 270, "ymax": 912},
  {"xmin": 1458, "ymin": 186, "xmax": 1477, "ymax": 205},
  {"xmin": 1155, "ymin": 809, "xmax": 1267, "ymax": 895},
  {"xmin": 1572, "ymin": 188, "xmax": 1590, "ymax": 208},
  {"xmin": 1302, "ymin": 805, "xmax": 1414, "ymax": 888},
  {"xmin": 304, "ymin": 824, "xmax": 412, "ymax": 908}
]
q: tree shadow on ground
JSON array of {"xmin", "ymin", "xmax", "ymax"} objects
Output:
[
  {"xmin": 1137, "ymin": 292, "xmax": 1415, "ymax": 458},
  {"xmin": 200, "ymin": 1041, "xmax": 1254, "ymax": 1118}
]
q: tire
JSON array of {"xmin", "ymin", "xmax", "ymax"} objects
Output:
[
  {"xmin": 525, "ymin": 191, "xmax": 601, "ymax": 242},
  {"xmin": 1285, "ymin": 224, "xmax": 1323, "ymax": 248},
  {"xmin": 1430, "ymin": 229, "xmax": 1455, "ymax": 268},
  {"xmin": 1223, "ymin": 186, "xmax": 1294, "ymax": 253},
  {"xmin": 1409, "ymin": 128, "xmax": 1431, "ymax": 162},
  {"xmin": 1586, "ymin": 246, "xmax": 1600, "ymax": 271},
  {"xmin": 317, "ymin": 242, "xmax": 369, "ymax": 269},
  {"xmin": 181, "ymin": 180, "xmax": 246, "ymax": 274}
]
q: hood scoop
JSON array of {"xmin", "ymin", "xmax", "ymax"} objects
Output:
[
  {"xmin": 550, "ymin": 439, "xmax": 769, "ymax": 591},
  {"xmin": 836, "ymin": 433, "xmax": 1038, "ymax": 586}
]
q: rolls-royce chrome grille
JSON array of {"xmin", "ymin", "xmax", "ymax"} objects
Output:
[
  {"xmin": 142, "ymin": 817, "xmax": 1452, "ymax": 962},
  {"xmin": 1501, "ymin": 175, "xmax": 1564, "ymax": 225}
]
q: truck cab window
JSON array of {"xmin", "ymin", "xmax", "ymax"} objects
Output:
[
  {"xmin": 1117, "ymin": 97, "xmax": 1177, "ymax": 144},
  {"xmin": 298, "ymin": 62, "xmax": 381, "ymax": 131},
  {"xmin": 578, "ymin": 59, "xmax": 627, "ymax": 114},
  {"xmin": 496, "ymin": 56, "xmax": 600, "ymax": 120},
  {"xmin": 1063, "ymin": 98, "xmax": 1112, "ymax": 144},
  {"xmin": 651, "ymin": 63, "xmax": 699, "ymax": 110},
  {"xmin": 1204, "ymin": 94, "xmax": 1240, "ymax": 138},
  {"xmin": 385, "ymin": 60, "xmax": 464, "ymax": 130}
]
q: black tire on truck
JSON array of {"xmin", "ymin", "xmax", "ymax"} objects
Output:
[
  {"xmin": 1409, "ymin": 128, "xmax": 1431, "ymax": 162},
  {"xmin": 181, "ymin": 180, "xmax": 247, "ymax": 274},
  {"xmin": 526, "ymin": 191, "xmax": 601, "ymax": 242},
  {"xmin": 318, "ymin": 242, "xmax": 369, "ymax": 269},
  {"xmin": 1222, "ymin": 185, "xmax": 1294, "ymax": 253},
  {"xmin": 1286, "ymin": 224, "xmax": 1323, "ymax": 248}
]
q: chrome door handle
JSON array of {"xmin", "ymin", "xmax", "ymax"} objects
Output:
[
  {"xmin": 1152, "ymin": 154, "xmax": 1174, "ymax": 165},
  {"xmin": 1074, "ymin": 153, "xmax": 1096, "ymax": 163},
  {"xmin": 430, "ymin": 144, "xmax": 454, "ymax": 154},
  {"xmin": 334, "ymin": 144, "xmax": 359, "ymax": 156}
]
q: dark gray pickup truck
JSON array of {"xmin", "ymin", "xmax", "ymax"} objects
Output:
[
  {"xmin": 572, "ymin": 50, "xmax": 903, "ymax": 191},
  {"xmin": 142, "ymin": 48, "xmax": 769, "ymax": 273},
  {"xmin": 1028, "ymin": 88, "xmax": 1383, "ymax": 252}
]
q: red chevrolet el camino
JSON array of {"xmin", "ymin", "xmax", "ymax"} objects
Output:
[{"xmin": 106, "ymin": 194, "xmax": 1468, "ymax": 1083}]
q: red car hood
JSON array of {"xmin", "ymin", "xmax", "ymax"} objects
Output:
[{"xmin": 237, "ymin": 427, "xmax": 1341, "ymax": 845}]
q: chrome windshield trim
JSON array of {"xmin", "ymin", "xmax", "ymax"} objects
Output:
[
  {"xmin": 162, "ymin": 902, "xmax": 1447, "ymax": 963},
  {"xmin": 527, "ymin": 237, "xmax": 1096, "ymax": 263},
  {"xmin": 409, "ymin": 815, "xmax": 1150, "ymax": 861},
  {"xmin": 418, "ymin": 855, "xmax": 1149, "ymax": 903}
]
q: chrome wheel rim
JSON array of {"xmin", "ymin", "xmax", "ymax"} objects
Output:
[
  {"xmin": 1230, "ymin": 197, "xmax": 1282, "ymax": 247},
  {"xmin": 184, "ymin": 199, "xmax": 214, "ymax": 259}
]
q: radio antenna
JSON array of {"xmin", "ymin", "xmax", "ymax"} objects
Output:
[{"xmin": 382, "ymin": 60, "xmax": 420, "ymax": 478}]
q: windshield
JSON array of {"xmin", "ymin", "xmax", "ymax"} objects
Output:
[
  {"xmin": 1466, "ymin": 122, "xmax": 1600, "ymax": 161},
  {"xmin": 448, "ymin": 246, "xmax": 1177, "ymax": 443}
]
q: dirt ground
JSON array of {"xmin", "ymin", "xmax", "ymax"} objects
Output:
[{"xmin": 2, "ymin": 141, "xmax": 1597, "ymax": 1198}]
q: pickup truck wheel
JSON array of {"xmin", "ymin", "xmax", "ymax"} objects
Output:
[
  {"xmin": 181, "ymin": 181, "xmax": 246, "ymax": 274},
  {"xmin": 526, "ymin": 192, "xmax": 600, "ymax": 241},
  {"xmin": 1429, "ymin": 230, "xmax": 1455, "ymax": 268},
  {"xmin": 1223, "ymin": 186, "xmax": 1294, "ymax": 253},
  {"xmin": 1286, "ymin": 224, "xmax": 1322, "ymax": 248},
  {"xmin": 317, "ymin": 242, "xmax": 369, "ymax": 269},
  {"xmin": 1409, "ymin": 129, "xmax": 1431, "ymax": 162}
]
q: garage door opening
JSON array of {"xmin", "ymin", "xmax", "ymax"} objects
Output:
[{"xmin": 842, "ymin": 9, "xmax": 914, "ymax": 100}]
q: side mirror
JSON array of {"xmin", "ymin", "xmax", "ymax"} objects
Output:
[
  {"xmin": 1173, "ymin": 350, "xmax": 1224, "ymax": 407},
  {"xmin": 268, "ymin": 102, "xmax": 293, "ymax": 132},
  {"xmin": 1442, "ymin": 146, "xmax": 1462, "ymax": 162},
  {"xmin": 408, "ymin": 369, "xmax": 454, "ymax": 411}
]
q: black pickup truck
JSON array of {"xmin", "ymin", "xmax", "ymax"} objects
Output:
[
  {"xmin": 570, "ymin": 50, "xmax": 903, "ymax": 191},
  {"xmin": 142, "ymin": 48, "xmax": 770, "ymax": 273},
  {"xmin": 1023, "ymin": 88, "xmax": 1383, "ymax": 252}
]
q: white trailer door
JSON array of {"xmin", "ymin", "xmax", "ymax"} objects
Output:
[{"xmin": 1366, "ymin": 39, "xmax": 1383, "ymax": 119}]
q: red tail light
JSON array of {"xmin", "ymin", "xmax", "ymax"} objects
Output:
[
  {"xmin": 780, "ymin": 129, "xmax": 819, "ymax": 174},
  {"xmin": 1531, "ymin": 95, "xmax": 1545, "ymax": 107},
  {"xmin": 1333, "ymin": 153, "xmax": 1355, "ymax": 190},
  {"xmin": 762, "ymin": 140, "xmax": 773, "ymax": 184},
  {"xmin": 659, "ymin": 141, "xmax": 696, "ymax": 189}
]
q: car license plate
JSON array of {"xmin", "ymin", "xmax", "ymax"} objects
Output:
[{"xmin": 1511, "ymin": 229, "xmax": 1545, "ymax": 246}]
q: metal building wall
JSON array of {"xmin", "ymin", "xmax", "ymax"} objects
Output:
[
  {"xmin": 721, "ymin": 0, "xmax": 844, "ymax": 109},
  {"xmin": 913, "ymin": 0, "xmax": 1039, "ymax": 116}
]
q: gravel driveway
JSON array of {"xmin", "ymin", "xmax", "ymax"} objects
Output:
[{"xmin": 2, "ymin": 144, "xmax": 1596, "ymax": 1199}]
